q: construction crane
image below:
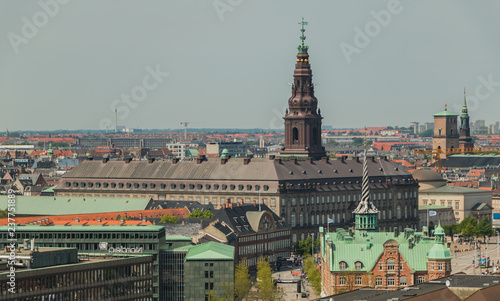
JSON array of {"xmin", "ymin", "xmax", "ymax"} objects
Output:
[
  {"xmin": 413, "ymin": 148, "xmax": 444, "ymax": 174},
  {"xmin": 180, "ymin": 122, "xmax": 189, "ymax": 140}
]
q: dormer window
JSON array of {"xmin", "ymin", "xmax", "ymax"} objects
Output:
[
  {"xmin": 339, "ymin": 261, "xmax": 347, "ymax": 270},
  {"xmin": 355, "ymin": 261, "xmax": 362, "ymax": 270}
]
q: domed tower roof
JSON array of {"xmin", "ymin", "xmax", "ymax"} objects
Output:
[
  {"xmin": 220, "ymin": 148, "xmax": 229, "ymax": 159},
  {"xmin": 412, "ymin": 168, "xmax": 447, "ymax": 190},
  {"xmin": 428, "ymin": 222, "xmax": 451, "ymax": 260}
]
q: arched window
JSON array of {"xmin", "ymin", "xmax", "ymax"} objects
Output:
[
  {"xmin": 389, "ymin": 209, "xmax": 392, "ymax": 219},
  {"xmin": 404, "ymin": 205, "xmax": 408, "ymax": 219},
  {"xmin": 293, "ymin": 127, "xmax": 299, "ymax": 144},
  {"xmin": 299, "ymin": 212, "xmax": 304, "ymax": 226},
  {"xmin": 396, "ymin": 205, "xmax": 401, "ymax": 219},
  {"xmin": 339, "ymin": 261, "xmax": 347, "ymax": 270},
  {"xmin": 322, "ymin": 214, "xmax": 325, "ymax": 225},
  {"xmin": 355, "ymin": 261, "xmax": 362, "ymax": 270},
  {"xmin": 291, "ymin": 212, "xmax": 296, "ymax": 227},
  {"xmin": 311, "ymin": 212, "xmax": 315, "ymax": 225}
]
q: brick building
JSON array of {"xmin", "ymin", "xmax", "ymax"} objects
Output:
[{"xmin": 320, "ymin": 148, "xmax": 451, "ymax": 295}]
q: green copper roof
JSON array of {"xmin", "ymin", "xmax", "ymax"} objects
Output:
[
  {"xmin": 0, "ymin": 196, "xmax": 151, "ymax": 215},
  {"xmin": 428, "ymin": 243, "xmax": 451, "ymax": 259},
  {"xmin": 42, "ymin": 185, "xmax": 57, "ymax": 193},
  {"xmin": 165, "ymin": 235, "xmax": 192, "ymax": 241},
  {"xmin": 0, "ymin": 224, "xmax": 164, "ymax": 232},
  {"xmin": 419, "ymin": 205, "xmax": 449, "ymax": 210},
  {"xmin": 185, "ymin": 241, "xmax": 234, "ymax": 261},
  {"xmin": 433, "ymin": 109, "xmax": 458, "ymax": 117},
  {"xmin": 321, "ymin": 227, "xmax": 445, "ymax": 273}
]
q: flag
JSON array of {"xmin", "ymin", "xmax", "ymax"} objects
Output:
[
  {"xmin": 429, "ymin": 210, "xmax": 437, "ymax": 216},
  {"xmin": 328, "ymin": 218, "xmax": 334, "ymax": 224}
]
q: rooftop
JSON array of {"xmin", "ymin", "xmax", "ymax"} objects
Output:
[
  {"xmin": 185, "ymin": 241, "xmax": 234, "ymax": 261},
  {"xmin": 0, "ymin": 224, "xmax": 165, "ymax": 232}
]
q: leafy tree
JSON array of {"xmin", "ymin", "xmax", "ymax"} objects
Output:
[
  {"xmin": 462, "ymin": 223, "xmax": 477, "ymax": 239},
  {"xmin": 207, "ymin": 282, "xmax": 233, "ymax": 301},
  {"xmin": 294, "ymin": 237, "xmax": 320, "ymax": 256},
  {"xmin": 352, "ymin": 138, "xmax": 364, "ymax": 147},
  {"xmin": 303, "ymin": 255, "xmax": 321, "ymax": 295},
  {"xmin": 0, "ymin": 208, "xmax": 8, "ymax": 218},
  {"xmin": 52, "ymin": 142, "xmax": 69, "ymax": 148},
  {"xmin": 234, "ymin": 260, "xmax": 251, "ymax": 301},
  {"xmin": 458, "ymin": 216, "xmax": 477, "ymax": 233},
  {"xmin": 419, "ymin": 129, "xmax": 434, "ymax": 137},
  {"xmin": 386, "ymin": 126, "xmax": 394, "ymax": 130},
  {"xmin": 188, "ymin": 208, "xmax": 214, "ymax": 218},
  {"xmin": 159, "ymin": 215, "xmax": 179, "ymax": 224},
  {"xmin": 443, "ymin": 224, "xmax": 459, "ymax": 237},
  {"xmin": 256, "ymin": 256, "xmax": 278, "ymax": 301},
  {"xmin": 476, "ymin": 217, "xmax": 494, "ymax": 240}
]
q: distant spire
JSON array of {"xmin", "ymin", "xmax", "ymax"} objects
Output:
[
  {"xmin": 297, "ymin": 17, "xmax": 309, "ymax": 53},
  {"xmin": 462, "ymin": 88, "xmax": 468, "ymax": 114}
]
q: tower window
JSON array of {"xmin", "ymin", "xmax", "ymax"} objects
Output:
[{"xmin": 293, "ymin": 127, "xmax": 299, "ymax": 144}]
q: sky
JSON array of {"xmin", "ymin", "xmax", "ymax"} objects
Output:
[{"xmin": 1, "ymin": 0, "xmax": 499, "ymax": 131}]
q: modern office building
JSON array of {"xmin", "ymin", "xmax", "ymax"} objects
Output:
[
  {"xmin": 0, "ymin": 224, "xmax": 165, "ymax": 300},
  {"xmin": 0, "ymin": 247, "xmax": 154, "ymax": 301}
]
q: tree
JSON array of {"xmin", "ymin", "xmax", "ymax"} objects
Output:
[
  {"xmin": 476, "ymin": 217, "xmax": 494, "ymax": 240},
  {"xmin": 352, "ymin": 138, "xmax": 364, "ymax": 147},
  {"xmin": 0, "ymin": 208, "xmax": 8, "ymax": 218},
  {"xmin": 443, "ymin": 224, "xmax": 459, "ymax": 237},
  {"xmin": 188, "ymin": 208, "xmax": 214, "ymax": 218},
  {"xmin": 303, "ymin": 255, "xmax": 321, "ymax": 295},
  {"xmin": 294, "ymin": 237, "xmax": 320, "ymax": 256},
  {"xmin": 458, "ymin": 215, "xmax": 477, "ymax": 233},
  {"xmin": 256, "ymin": 256, "xmax": 278, "ymax": 301},
  {"xmin": 234, "ymin": 261, "xmax": 251, "ymax": 301},
  {"xmin": 207, "ymin": 282, "xmax": 233, "ymax": 301},
  {"xmin": 159, "ymin": 215, "xmax": 179, "ymax": 224},
  {"xmin": 462, "ymin": 223, "xmax": 477, "ymax": 239},
  {"xmin": 419, "ymin": 129, "xmax": 434, "ymax": 137}
]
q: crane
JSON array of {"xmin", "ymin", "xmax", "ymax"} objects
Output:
[
  {"xmin": 413, "ymin": 148, "xmax": 444, "ymax": 174},
  {"xmin": 180, "ymin": 122, "xmax": 189, "ymax": 140}
]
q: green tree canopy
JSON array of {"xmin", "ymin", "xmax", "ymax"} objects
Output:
[
  {"xmin": 256, "ymin": 256, "xmax": 278, "ymax": 301},
  {"xmin": 303, "ymin": 255, "xmax": 321, "ymax": 295},
  {"xmin": 159, "ymin": 215, "xmax": 179, "ymax": 224},
  {"xmin": 461, "ymin": 223, "xmax": 477, "ymax": 239},
  {"xmin": 419, "ymin": 129, "xmax": 434, "ymax": 137},
  {"xmin": 294, "ymin": 237, "xmax": 320, "ymax": 256},
  {"xmin": 476, "ymin": 217, "xmax": 494, "ymax": 239},
  {"xmin": 234, "ymin": 261, "xmax": 251, "ymax": 301},
  {"xmin": 187, "ymin": 208, "xmax": 214, "ymax": 218}
]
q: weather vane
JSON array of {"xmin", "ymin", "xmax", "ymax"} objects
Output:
[{"xmin": 298, "ymin": 17, "xmax": 308, "ymax": 47}]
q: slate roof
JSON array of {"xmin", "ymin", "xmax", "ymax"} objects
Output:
[
  {"xmin": 439, "ymin": 155, "xmax": 500, "ymax": 168},
  {"xmin": 0, "ymin": 196, "xmax": 152, "ymax": 215},
  {"xmin": 184, "ymin": 241, "xmax": 234, "ymax": 261},
  {"xmin": 59, "ymin": 157, "xmax": 412, "ymax": 182},
  {"xmin": 0, "ymin": 224, "xmax": 164, "ymax": 232},
  {"xmin": 212, "ymin": 203, "xmax": 288, "ymax": 235}
]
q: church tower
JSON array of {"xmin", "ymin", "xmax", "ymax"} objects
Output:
[
  {"xmin": 459, "ymin": 89, "xmax": 474, "ymax": 152},
  {"xmin": 281, "ymin": 19, "xmax": 326, "ymax": 159},
  {"xmin": 427, "ymin": 222, "xmax": 452, "ymax": 280},
  {"xmin": 353, "ymin": 141, "xmax": 379, "ymax": 231},
  {"xmin": 432, "ymin": 104, "xmax": 459, "ymax": 157}
]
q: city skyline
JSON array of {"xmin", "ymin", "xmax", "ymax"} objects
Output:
[{"xmin": 1, "ymin": 1, "xmax": 499, "ymax": 131}]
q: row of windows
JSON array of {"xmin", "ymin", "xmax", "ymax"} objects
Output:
[
  {"xmin": 66, "ymin": 181, "xmax": 270, "ymax": 192},
  {"xmin": 430, "ymin": 262, "xmax": 451, "ymax": 271},
  {"xmin": 2, "ymin": 231, "xmax": 160, "ymax": 240},
  {"xmin": 285, "ymin": 190, "xmax": 417, "ymax": 206},
  {"xmin": 338, "ymin": 276, "xmax": 410, "ymax": 287},
  {"xmin": 423, "ymin": 199, "xmax": 461, "ymax": 210}
]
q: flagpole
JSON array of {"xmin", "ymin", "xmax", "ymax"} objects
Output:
[{"xmin": 427, "ymin": 207, "xmax": 429, "ymax": 235}]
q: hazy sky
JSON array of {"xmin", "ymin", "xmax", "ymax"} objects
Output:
[{"xmin": 1, "ymin": 0, "xmax": 499, "ymax": 131}]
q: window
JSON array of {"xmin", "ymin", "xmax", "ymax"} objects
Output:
[
  {"xmin": 230, "ymin": 184, "xmax": 235, "ymax": 190},
  {"xmin": 387, "ymin": 277, "xmax": 395, "ymax": 286},
  {"xmin": 271, "ymin": 198, "xmax": 276, "ymax": 207},
  {"xmin": 438, "ymin": 263, "xmax": 443, "ymax": 270},
  {"xmin": 396, "ymin": 205, "xmax": 401, "ymax": 219},
  {"xmin": 355, "ymin": 277, "xmax": 362, "ymax": 285},
  {"xmin": 299, "ymin": 212, "xmax": 303, "ymax": 226},
  {"xmin": 263, "ymin": 185, "xmax": 269, "ymax": 191},
  {"xmin": 379, "ymin": 263, "xmax": 383, "ymax": 270},
  {"xmin": 339, "ymin": 277, "xmax": 346, "ymax": 285},
  {"xmin": 455, "ymin": 201, "xmax": 459, "ymax": 210},
  {"xmin": 213, "ymin": 184, "xmax": 219, "ymax": 190},
  {"xmin": 430, "ymin": 262, "xmax": 434, "ymax": 270},
  {"xmin": 400, "ymin": 277, "xmax": 407, "ymax": 286},
  {"xmin": 291, "ymin": 212, "xmax": 296, "ymax": 227},
  {"xmin": 238, "ymin": 184, "xmax": 244, "ymax": 191},
  {"xmin": 376, "ymin": 277, "xmax": 383, "ymax": 286},
  {"xmin": 446, "ymin": 262, "xmax": 450, "ymax": 271},
  {"xmin": 291, "ymin": 198, "xmax": 296, "ymax": 206},
  {"xmin": 339, "ymin": 261, "xmax": 347, "ymax": 270},
  {"xmin": 255, "ymin": 185, "xmax": 260, "ymax": 191},
  {"xmin": 387, "ymin": 261, "xmax": 395, "ymax": 270},
  {"xmin": 399, "ymin": 262, "xmax": 403, "ymax": 271},
  {"xmin": 355, "ymin": 261, "xmax": 362, "ymax": 270},
  {"xmin": 417, "ymin": 276, "xmax": 425, "ymax": 284},
  {"xmin": 397, "ymin": 192, "xmax": 401, "ymax": 200}
]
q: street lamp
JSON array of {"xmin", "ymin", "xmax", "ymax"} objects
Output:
[{"xmin": 311, "ymin": 233, "xmax": 314, "ymax": 256}]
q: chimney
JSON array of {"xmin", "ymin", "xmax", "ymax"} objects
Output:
[
  {"xmin": 243, "ymin": 158, "xmax": 251, "ymax": 165},
  {"xmin": 124, "ymin": 157, "xmax": 132, "ymax": 164},
  {"xmin": 102, "ymin": 157, "xmax": 109, "ymax": 163},
  {"xmin": 322, "ymin": 157, "xmax": 329, "ymax": 163},
  {"xmin": 172, "ymin": 157, "xmax": 179, "ymax": 164},
  {"xmin": 294, "ymin": 158, "xmax": 298, "ymax": 165},
  {"xmin": 86, "ymin": 156, "xmax": 93, "ymax": 161},
  {"xmin": 269, "ymin": 155, "xmax": 276, "ymax": 160},
  {"xmin": 371, "ymin": 156, "xmax": 376, "ymax": 162},
  {"xmin": 148, "ymin": 158, "xmax": 155, "ymax": 164},
  {"xmin": 75, "ymin": 217, "xmax": 79, "ymax": 223},
  {"xmin": 221, "ymin": 158, "xmax": 228, "ymax": 165},
  {"xmin": 97, "ymin": 217, "xmax": 101, "ymax": 223},
  {"xmin": 196, "ymin": 155, "xmax": 204, "ymax": 164}
]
